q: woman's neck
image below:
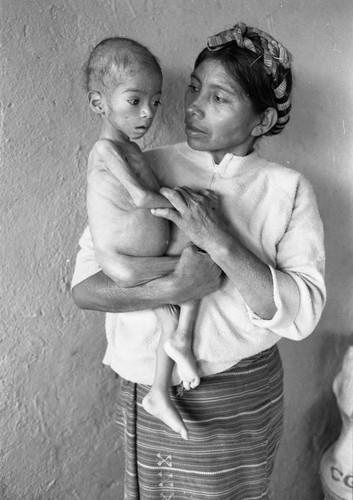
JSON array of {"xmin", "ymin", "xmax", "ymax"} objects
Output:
[{"xmin": 211, "ymin": 146, "xmax": 254, "ymax": 165}]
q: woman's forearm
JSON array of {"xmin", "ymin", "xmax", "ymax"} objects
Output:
[
  {"xmin": 72, "ymin": 245, "xmax": 222, "ymax": 313},
  {"xmin": 72, "ymin": 270, "xmax": 178, "ymax": 312},
  {"xmin": 152, "ymin": 188, "xmax": 280, "ymax": 319},
  {"xmin": 206, "ymin": 229, "xmax": 278, "ymax": 319}
]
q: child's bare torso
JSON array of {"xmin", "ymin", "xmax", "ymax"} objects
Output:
[{"xmin": 87, "ymin": 139, "xmax": 169, "ymax": 257}]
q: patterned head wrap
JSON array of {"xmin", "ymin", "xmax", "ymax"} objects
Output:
[{"xmin": 207, "ymin": 22, "xmax": 293, "ymax": 134}]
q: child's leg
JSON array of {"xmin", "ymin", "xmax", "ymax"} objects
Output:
[
  {"xmin": 164, "ymin": 300, "xmax": 200, "ymax": 391},
  {"xmin": 95, "ymin": 248, "xmax": 177, "ymax": 287},
  {"xmin": 142, "ymin": 307, "xmax": 189, "ymax": 440}
]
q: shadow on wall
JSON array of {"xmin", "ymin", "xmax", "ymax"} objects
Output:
[
  {"xmin": 140, "ymin": 67, "xmax": 188, "ymax": 151},
  {"xmin": 269, "ymin": 71, "xmax": 353, "ymax": 337},
  {"xmin": 298, "ymin": 333, "xmax": 353, "ymax": 498}
]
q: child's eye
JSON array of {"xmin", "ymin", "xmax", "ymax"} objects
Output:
[
  {"xmin": 187, "ymin": 84, "xmax": 199, "ymax": 93},
  {"xmin": 128, "ymin": 98, "xmax": 140, "ymax": 105},
  {"xmin": 152, "ymin": 99, "xmax": 161, "ymax": 108}
]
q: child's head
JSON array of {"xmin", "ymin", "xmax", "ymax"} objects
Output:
[
  {"xmin": 86, "ymin": 38, "xmax": 163, "ymax": 141},
  {"xmin": 86, "ymin": 37, "xmax": 162, "ymax": 95},
  {"xmin": 195, "ymin": 22, "xmax": 293, "ymax": 136}
]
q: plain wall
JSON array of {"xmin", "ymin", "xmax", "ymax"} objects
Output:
[{"xmin": 1, "ymin": 0, "xmax": 353, "ymax": 498}]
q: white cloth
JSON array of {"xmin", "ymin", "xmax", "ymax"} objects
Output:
[{"xmin": 72, "ymin": 143, "xmax": 326, "ymax": 384}]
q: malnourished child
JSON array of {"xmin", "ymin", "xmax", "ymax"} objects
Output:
[{"xmin": 85, "ymin": 37, "xmax": 208, "ymax": 439}]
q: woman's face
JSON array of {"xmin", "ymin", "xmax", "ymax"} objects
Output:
[{"xmin": 184, "ymin": 59, "xmax": 261, "ymax": 163}]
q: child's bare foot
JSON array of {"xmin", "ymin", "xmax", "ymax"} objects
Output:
[
  {"xmin": 164, "ymin": 338, "xmax": 200, "ymax": 390},
  {"xmin": 142, "ymin": 388, "xmax": 189, "ymax": 440}
]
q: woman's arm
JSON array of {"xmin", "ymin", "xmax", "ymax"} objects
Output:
[
  {"xmin": 152, "ymin": 187, "xmax": 279, "ymax": 319},
  {"xmin": 206, "ymin": 230, "xmax": 280, "ymax": 319},
  {"xmin": 152, "ymin": 182, "xmax": 325, "ymax": 334},
  {"xmin": 72, "ymin": 243, "xmax": 222, "ymax": 313}
]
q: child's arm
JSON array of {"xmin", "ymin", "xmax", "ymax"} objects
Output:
[
  {"xmin": 95, "ymin": 139, "xmax": 172, "ymax": 209},
  {"xmin": 97, "ymin": 251, "xmax": 179, "ymax": 288}
]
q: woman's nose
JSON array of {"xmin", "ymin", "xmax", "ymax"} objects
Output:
[{"xmin": 185, "ymin": 94, "xmax": 204, "ymax": 118}]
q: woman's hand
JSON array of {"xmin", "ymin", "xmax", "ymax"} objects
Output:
[
  {"xmin": 72, "ymin": 244, "xmax": 222, "ymax": 312},
  {"xmin": 151, "ymin": 187, "xmax": 225, "ymax": 252},
  {"xmin": 152, "ymin": 187, "xmax": 278, "ymax": 319}
]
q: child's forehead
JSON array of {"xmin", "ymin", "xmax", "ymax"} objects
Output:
[
  {"xmin": 108, "ymin": 66, "xmax": 162, "ymax": 94},
  {"xmin": 111, "ymin": 61, "xmax": 161, "ymax": 84}
]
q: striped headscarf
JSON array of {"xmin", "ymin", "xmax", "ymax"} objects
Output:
[{"xmin": 207, "ymin": 22, "xmax": 293, "ymax": 134}]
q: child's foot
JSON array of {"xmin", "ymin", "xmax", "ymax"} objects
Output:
[
  {"xmin": 142, "ymin": 389, "xmax": 189, "ymax": 440},
  {"xmin": 164, "ymin": 338, "xmax": 200, "ymax": 390}
]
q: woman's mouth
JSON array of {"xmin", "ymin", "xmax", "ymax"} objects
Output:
[{"xmin": 185, "ymin": 123, "xmax": 207, "ymax": 137}]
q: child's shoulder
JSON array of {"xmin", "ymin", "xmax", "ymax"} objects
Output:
[
  {"xmin": 145, "ymin": 142, "xmax": 188, "ymax": 161},
  {"xmin": 91, "ymin": 138, "xmax": 140, "ymax": 158}
]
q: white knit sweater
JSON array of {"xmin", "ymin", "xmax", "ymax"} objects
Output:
[{"xmin": 72, "ymin": 143, "xmax": 326, "ymax": 384}]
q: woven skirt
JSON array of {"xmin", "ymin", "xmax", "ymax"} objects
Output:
[{"xmin": 115, "ymin": 345, "xmax": 283, "ymax": 500}]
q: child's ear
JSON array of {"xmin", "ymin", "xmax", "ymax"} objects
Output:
[
  {"xmin": 88, "ymin": 91, "xmax": 105, "ymax": 114},
  {"xmin": 251, "ymin": 108, "xmax": 278, "ymax": 137}
]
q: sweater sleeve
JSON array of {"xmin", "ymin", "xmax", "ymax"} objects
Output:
[
  {"xmin": 247, "ymin": 175, "xmax": 326, "ymax": 340},
  {"xmin": 71, "ymin": 226, "xmax": 102, "ymax": 289}
]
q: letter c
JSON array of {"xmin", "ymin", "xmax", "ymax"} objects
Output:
[{"xmin": 344, "ymin": 475, "xmax": 353, "ymax": 488}]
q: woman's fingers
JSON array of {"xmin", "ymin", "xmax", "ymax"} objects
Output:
[
  {"xmin": 175, "ymin": 187, "xmax": 219, "ymax": 211},
  {"xmin": 202, "ymin": 192, "xmax": 220, "ymax": 212},
  {"xmin": 199, "ymin": 188, "xmax": 215, "ymax": 197},
  {"xmin": 199, "ymin": 188, "xmax": 219, "ymax": 206},
  {"xmin": 161, "ymin": 186, "xmax": 218, "ymax": 206},
  {"xmin": 152, "ymin": 187, "xmax": 189, "ymax": 223},
  {"xmin": 154, "ymin": 186, "xmax": 220, "ymax": 229},
  {"xmin": 159, "ymin": 187, "xmax": 188, "ymax": 212},
  {"xmin": 160, "ymin": 186, "xmax": 204, "ymax": 214},
  {"xmin": 151, "ymin": 206, "xmax": 179, "ymax": 223},
  {"xmin": 174, "ymin": 186, "xmax": 195, "ymax": 197},
  {"xmin": 201, "ymin": 190, "xmax": 218, "ymax": 201},
  {"xmin": 172, "ymin": 186, "xmax": 202, "ymax": 208}
]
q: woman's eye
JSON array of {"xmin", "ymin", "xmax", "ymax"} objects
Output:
[
  {"xmin": 213, "ymin": 94, "xmax": 224, "ymax": 103},
  {"xmin": 128, "ymin": 99, "xmax": 140, "ymax": 105}
]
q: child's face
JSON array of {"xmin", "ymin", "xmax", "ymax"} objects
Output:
[
  {"xmin": 184, "ymin": 59, "xmax": 261, "ymax": 162},
  {"xmin": 103, "ymin": 67, "xmax": 162, "ymax": 141}
]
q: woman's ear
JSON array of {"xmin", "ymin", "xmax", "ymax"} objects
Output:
[
  {"xmin": 87, "ymin": 91, "xmax": 105, "ymax": 114},
  {"xmin": 251, "ymin": 107, "xmax": 278, "ymax": 137}
]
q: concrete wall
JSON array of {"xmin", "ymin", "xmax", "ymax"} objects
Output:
[{"xmin": 1, "ymin": 0, "xmax": 352, "ymax": 498}]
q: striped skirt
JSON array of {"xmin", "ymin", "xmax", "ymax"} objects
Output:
[{"xmin": 116, "ymin": 345, "xmax": 283, "ymax": 500}]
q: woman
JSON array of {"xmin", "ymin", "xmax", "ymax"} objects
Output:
[{"xmin": 72, "ymin": 22, "xmax": 325, "ymax": 500}]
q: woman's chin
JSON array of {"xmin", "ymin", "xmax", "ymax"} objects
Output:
[{"xmin": 185, "ymin": 135, "xmax": 209, "ymax": 151}]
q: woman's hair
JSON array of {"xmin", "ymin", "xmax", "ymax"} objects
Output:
[
  {"xmin": 85, "ymin": 37, "xmax": 162, "ymax": 93},
  {"xmin": 195, "ymin": 23, "xmax": 293, "ymax": 135}
]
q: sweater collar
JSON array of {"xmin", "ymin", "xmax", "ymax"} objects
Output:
[
  {"xmin": 182, "ymin": 143, "xmax": 260, "ymax": 178},
  {"xmin": 217, "ymin": 150, "xmax": 260, "ymax": 177}
]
